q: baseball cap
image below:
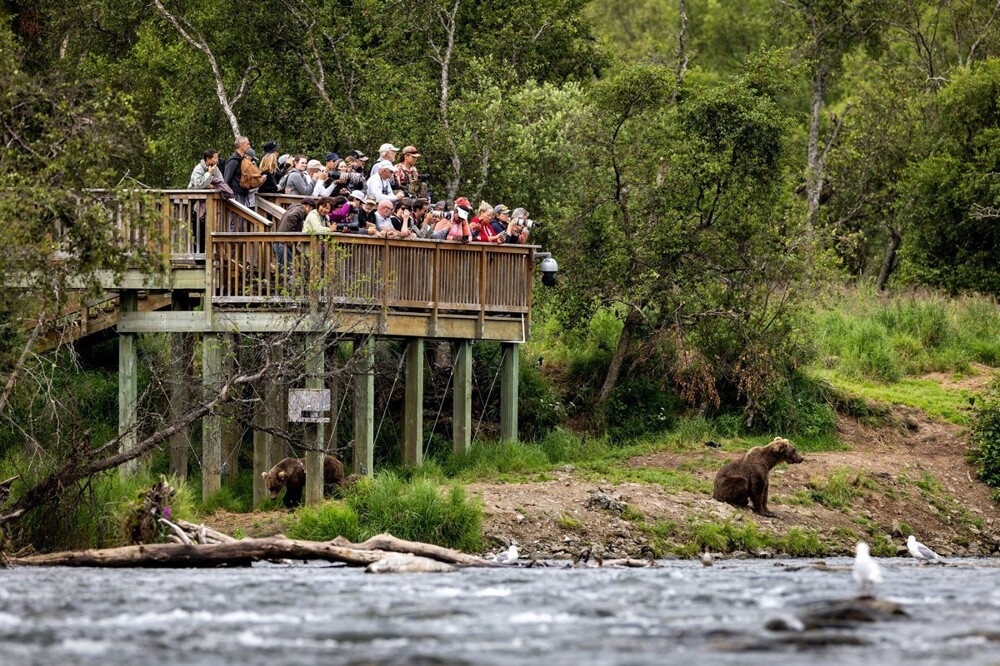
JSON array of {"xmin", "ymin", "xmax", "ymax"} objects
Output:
[
  {"xmin": 402, "ymin": 146, "xmax": 421, "ymax": 157},
  {"xmin": 302, "ymin": 197, "xmax": 317, "ymax": 207},
  {"xmin": 324, "ymin": 152, "xmax": 340, "ymax": 163},
  {"xmin": 375, "ymin": 160, "xmax": 394, "ymax": 171},
  {"xmin": 364, "ymin": 195, "xmax": 377, "ymax": 205},
  {"xmin": 350, "ymin": 149, "xmax": 368, "ymax": 161},
  {"xmin": 378, "ymin": 143, "xmax": 400, "ymax": 153},
  {"xmin": 306, "ymin": 159, "xmax": 323, "ymax": 170},
  {"xmin": 350, "ymin": 190, "xmax": 366, "ymax": 202},
  {"xmin": 278, "ymin": 153, "xmax": 291, "ymax": 165},
  {"xmin": 493, "ymin": 204, "xmax": 510, "ymax": 216}
]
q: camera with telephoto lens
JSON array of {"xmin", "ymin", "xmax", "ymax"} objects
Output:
[{"xmin": 417, "ymin": 173, "xmax": 430, "ymax": 182}]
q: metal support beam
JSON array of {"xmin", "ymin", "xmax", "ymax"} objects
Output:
[
  {"xmin": 403, "ymin": 338, "xmax": 425, "ymax": 466},
  {"xmin": 304, "ymin": 334, "xmax": 326, "ymax": 505},
  {"xmin": 118, "ymin": 291, "xmax": 139, "ymax": 475},
  {"xmin": 201, "ymin": 333, "xmax": 223, "ymax": 500},
  {"xmin": 500, "ymin": 342, "xmax": 519, "ymax": 443},
  {"xmin": 353, "ymin": 338, "xmax": 374, "ymax": 477},
  {"xmin": 453, "ymin": 341, "xmax": 472, "ymax": 455}
]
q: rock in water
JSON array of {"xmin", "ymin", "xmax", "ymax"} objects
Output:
[{"xmin": 365, "ymin": 554, "xmax": 457, "ymax": 574}]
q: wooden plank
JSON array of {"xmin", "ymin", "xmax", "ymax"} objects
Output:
[
  {"xmin": 353, "ymin": 338, "xmax": 375, "ymax": 476},
  {"xmin": 221, "ymin": 334, "xmax": 239, "ymax": 484},
  {"xmin": 403, "ymin": 338, "xmax": 425, "ymax": 466},
  {"xmin": 304, "ymin": 333, "xmax": 326, "ymax": 505},
  {"xmin": 500, "ymin": 342, "xmax": 519, "ymax": 443},
  {"xmin": 118, "ymin": 291, "xmax": 139, "ymax": 475},
  {"xmin": 202, "ymin": 333, "xmax": 223, "ymax": 500},
  {"xmin": 453, "ymin": 340, "xmax": 472, "ymax": 455}
]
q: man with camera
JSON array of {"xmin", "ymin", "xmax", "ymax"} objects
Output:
[
  {"xmin": 371, "ymin": 143, "xmax": 399, "ymax": 176},
  {"xmin": 367, "ymin": 160, "xmax": 398, "ymax": 200},
  {"xmin": 499, "ymin": 207, "xmax": 534, "ymax": 244},
  {"xmin": 394, "ymin": 146, "xmax": 428, "ymax": 198}
]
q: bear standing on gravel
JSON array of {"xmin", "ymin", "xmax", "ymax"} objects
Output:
[
  {"xmin": 262, "ymin": 454, "xmax": 347, "ymax": 508},
  {"xmin": 712, "ymin": 437, "xmax": 804, "ymax": 517}
]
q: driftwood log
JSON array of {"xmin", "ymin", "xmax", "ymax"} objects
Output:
[{"xmin": 332, "ymin": 534, "xmax": 494, "ymax": 567}]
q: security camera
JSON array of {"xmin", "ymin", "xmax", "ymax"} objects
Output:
[{"xmin": 539, "ymin": 256, "xmax": 558, "ymax": 287}]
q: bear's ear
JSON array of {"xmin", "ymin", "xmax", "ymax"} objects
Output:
[{"xmin": 278, "ymin": 470, "xmax": 287, "ymax": 481}]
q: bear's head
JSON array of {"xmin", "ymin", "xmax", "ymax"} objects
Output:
[
  {"xmin": 261, "ymin": 470, "xmax": 288, "ymax": 499},
  {"xmin": 769, "ymin": 437, "xmax": 804, "ymax": 464}
]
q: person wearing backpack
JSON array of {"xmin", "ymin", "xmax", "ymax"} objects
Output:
[
  {"xmin": 223, "ymin": 136, "xmax": 252, "ymax": 205},
  {"xmin": 240, "ymin": 147, "xmax": 266, "ymax": 208}
]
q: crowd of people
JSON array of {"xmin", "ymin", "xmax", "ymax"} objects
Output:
[{"xmin": 189, "ymin": 136, "xmax": 536, "ymax": 245}]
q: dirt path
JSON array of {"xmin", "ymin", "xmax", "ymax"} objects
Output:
[{"xmin": 207, "ymin": 401, "xmax": 1000, "ymax": 560}]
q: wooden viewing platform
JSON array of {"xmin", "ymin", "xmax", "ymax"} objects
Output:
[{"xmin": 72, "ymin": 190, "xmax": 538, "ymax": 504}]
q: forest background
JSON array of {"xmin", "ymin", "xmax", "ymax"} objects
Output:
[{"xmin": 3, "ymin": 0, "xmax": 1000, "ymax": 553}]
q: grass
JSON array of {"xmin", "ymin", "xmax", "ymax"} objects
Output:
[
  {"xmin": 807, "ymin": 468, "xmax": 876, "ymax": 509},
  {"xmin": 816, "ymin": 371, "xmax": 973, "ymax": 424},
  {"xmin": 669, "ymin": 518, "xmax": 828, "ymax": 557},
  {"xmin": 287, "ymin": 471, "xmax": 483, "ymax": 552}
]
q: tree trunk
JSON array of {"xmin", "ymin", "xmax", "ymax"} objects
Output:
[
  {"xmin": 876, "ymin": 227, "xmax": 901, "ymax": 291},
  {"xmin": 593, "ymin": 307, "xmax": 642, "ymax": 426},
  {"xmin": 805, "ymin": 69, "xmax": 826, "ymax": 226}
]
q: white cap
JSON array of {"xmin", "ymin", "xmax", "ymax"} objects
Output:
[
  {"xmin": 350, "ymin": 190, "xmax": 366, "ymax": 202},
  {"xmin": 375, "ymin": 160, "xmax": 394, "ymax": 171},
  {"xmin": 378, "ymin": 143, "xmax": 400, "ymax": 153},
  {"xmin": 457, "ymin": 208, "xmax": 469, "ymax": 221},
  {"xmin": 306, "ymin": 159, "xmax": 323, "ymax": 170}
]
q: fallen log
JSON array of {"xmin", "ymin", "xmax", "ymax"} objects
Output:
[
  {"xmin": 332, "ymin": 533, "xmax": 495, "ymax": 568},
  {"xmin": 10, "ymin": 536, "xmax": 390, "ymax": 568}
]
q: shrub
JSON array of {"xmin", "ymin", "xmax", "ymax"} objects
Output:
[
  {"xmin": 287, "ymin": 472, "xmax": 483, "ymax": 551},
  {"xmin": 969, "ymin": 383, "xmax": 1000, "ymax": 488}
]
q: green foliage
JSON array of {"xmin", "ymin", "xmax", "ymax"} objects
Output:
[
  {"xmin": 808, "ymin": 468, "xmax": 875, "ymax": 509},
  {"xmin": 288, "ymin": 472, "xmax": 483, "ymax": 552},
  {"xmin": 969, "ymin": 382, "xmax": 1000, "ymax": 488}
]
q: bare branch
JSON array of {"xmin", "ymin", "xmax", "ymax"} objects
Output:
[{"xmin": 967, "ymin": 0, "xmax": 1000, "ymax": 64}]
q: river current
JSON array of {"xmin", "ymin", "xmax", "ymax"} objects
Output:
[{"xmin": 2, "ymin": 558, "xmax": 999, "ymax": 665}]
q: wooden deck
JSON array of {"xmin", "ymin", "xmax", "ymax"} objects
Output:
[{"xmin": 93, "ymin": 190, "xmax": 536, "ymax": 341}]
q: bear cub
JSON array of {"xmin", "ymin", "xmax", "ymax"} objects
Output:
[
  {"xmin": 262, "ymin": 454, "xmax": 347, "ymax": 508},
  {"xmin": 712, "ymin": 437, "xmax": 803, "ymax": 518}
]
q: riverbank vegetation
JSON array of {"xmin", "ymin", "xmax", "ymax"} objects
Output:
[{"xmin": 3, "ymin": 1, "xmax": 1000, "ymax": 554}]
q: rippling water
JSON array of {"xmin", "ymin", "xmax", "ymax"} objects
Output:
[{"xmin": 2, "ymin": 559, "xmax": 1000, "ymax": 665}]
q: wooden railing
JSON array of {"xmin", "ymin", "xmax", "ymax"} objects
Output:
[
  {"xmin": 210, "ymin": 233, "xmax": 533, "ymax": 317},
  {"xmin": 95, "ymin": 190, "xmax": 535, "ymax": 319}
]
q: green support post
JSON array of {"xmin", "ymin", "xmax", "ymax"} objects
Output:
[
  {"xmin": 118, "ymin": 291, "xmax": 138, "ymax": 475},
  {"xmin": 403, "ymin": 338, "xmax": 425, "ymax": 466},
  {"xmin": 304, "ymin": 334, "xmax": 326, "ymax": 505},
  {"xmin": 353, "ymin": 338, "xmax": 374, "ymax": 476},
  {"xmin": 168, "ymin": 294, "xmax": 192, "ymax": 480},
  {"xmin": 201, "ymin": 333, "xmax": 223, "ymax": 500},
  {"xmin": 221, "ymin": 334, "xmax": 239, "ymax": 483},
  {"xmin": 453, "ymin": 340, "xmax": 472, "ymax": 454},
  {"xmin": 500, "ymin": 342, "xmax": 519, "ymax": 443}
]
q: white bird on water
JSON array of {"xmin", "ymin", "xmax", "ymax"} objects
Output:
[
  {"xmin": 907, "ymin": 535, "xmax": 941, "ymax": 564},
  {"xmin": 493, "ymin": 543, "xmax": 519, "ymax": 565},
  {"xmin": 853, "ymin": 541, "xmax": 883, "ymax": 598}
]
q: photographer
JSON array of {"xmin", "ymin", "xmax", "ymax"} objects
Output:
[
  {"xmin": 394, "ymin": 146, "xmax": 428, "ymax": 198},
  {"xmin": 499, "ymin": 207, "xmax": 533, "ymax": 244}
]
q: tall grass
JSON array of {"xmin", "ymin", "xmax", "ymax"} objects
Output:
[
  {"xmin": 288, "ymin": 471, "xmax": 483, "ymax": 551},
  {"xmin": 814, "ymin": 287, "xmax": 1000, "ymax": 382}
]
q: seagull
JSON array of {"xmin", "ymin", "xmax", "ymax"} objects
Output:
[
  {"xmin": 493, "ymin": 543, "xmax": 519, "ymax": 565},
  {"xmin": 700, "ymin": 550, "xmax": 714, "ymax": 567},
  {"xmin": 907, "ymin": 535, "xmax": 941, "ymax": 564},
  {"xmin": 853, "ymin": 541, "xmax": 883, "ymax": 598}
]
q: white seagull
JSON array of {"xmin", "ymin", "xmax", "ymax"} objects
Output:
[
  {"xmin": 853, "ymin": 541, "xmax": 883, "ymax": 598},
  {"xmin": 493, "ymin": 543, "xmax": 519, "ymax": 565},
  {"xmin": 907, "ymin": 535, "xmax": 941, "ymax": 564}
]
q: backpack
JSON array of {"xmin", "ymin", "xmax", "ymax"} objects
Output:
[{"xmin": 240, "ymin": 155, "xmax": 262, "ymax": 190}]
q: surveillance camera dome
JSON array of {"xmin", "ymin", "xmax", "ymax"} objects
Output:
[{"xmin": 540, "ymin": 256, "xmax": 558, "ymax": 287}]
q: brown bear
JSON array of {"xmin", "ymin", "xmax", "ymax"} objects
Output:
[
  {"xmin": 712, "ymin": 437, "xmax": 804, "ymax": 517},
  {"xmin": 262, "ymin": 454, "xmax": 347, "ymax": 508}
]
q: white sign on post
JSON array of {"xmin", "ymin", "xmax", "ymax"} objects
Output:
[{"xmin": 288, "ymin": 389, "xmax": 331, "ymax": 423}]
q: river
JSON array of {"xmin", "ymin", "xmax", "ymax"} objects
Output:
[{"xmin": 2, "ymin": 558, "xmax": 999, "ymax": 665}]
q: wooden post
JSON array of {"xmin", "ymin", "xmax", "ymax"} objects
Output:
[
  {"xmin": 500, "ymin": 342, "xmax": 519, "ymax": 443},
  {"xmin": 403, "ymin": 338, "xmax": 425, "ymax": 466},
  {"xmin": 453, "ymin": 340, "xmax": 472, "ymax": 455},
  {"xmin": 168, "ymin": 294, "xmax": 192, "ymax": 479},
  {"xmin": 353, "ymin": 338, "xmax": 374, "ymax": 476},
  {"xmin": 118, "ymin": 291, "xmax": 139, "ymax": 475},
  {"xmin": 202, "ymin": 333, "xmax": 223, "ymax": 500},
  {"xmin": 251, "ymin": 380, "xmax": 270, "ymax": 508},
  {"xmin": 326, "ymin": 340, "xmax": 340, "ymax": 455},
  {"xmin": 221, "ymin": 334, "xmax": 239, "ymax": 484},
  {"xmin": 304, "ymin": 333, "xmax": 326, "ymax": 505},
  {"xmin": 263, "ymin": 340, "xmax": 287, "ymax": 464}
]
